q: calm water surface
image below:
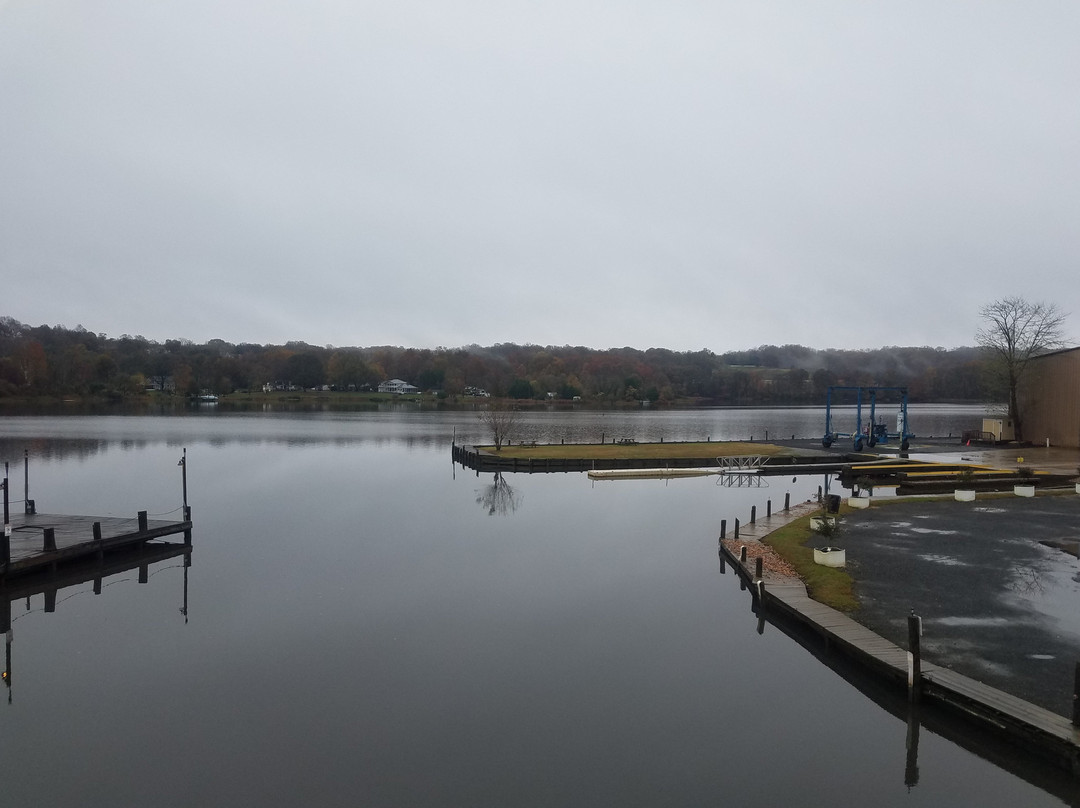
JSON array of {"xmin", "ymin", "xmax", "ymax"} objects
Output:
[{"xmin": 0, "ymin": 407, "xmax": 1072, "ymax": 806}]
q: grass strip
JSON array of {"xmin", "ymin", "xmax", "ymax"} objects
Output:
[
  {"xmin": 763, "ymin": 513, "xmax": 858, "ymax": 613},
  {"xmin": 476, "ymin": 441, "xmax": 791, "ymax": 461}
]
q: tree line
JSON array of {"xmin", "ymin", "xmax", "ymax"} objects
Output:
[{"xmin": 0, "ymin": 316, "xmax": 989, "ymax": 404}]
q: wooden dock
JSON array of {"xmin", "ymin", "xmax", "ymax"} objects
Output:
[
  {"xmin": 720, "ymin": 541, "xmax": 1080, "ymax": 774},
  {"xmin": 2, "ymin": 510, "xmax": 192, "ymax": 579}
]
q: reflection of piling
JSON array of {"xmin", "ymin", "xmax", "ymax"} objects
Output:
[{"xmin": 905, "ymin": 705, "xmax": 921, "ymax": 788}]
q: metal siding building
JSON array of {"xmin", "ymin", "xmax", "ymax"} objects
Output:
[{"xmin": 1021, "ymin": 347, "xmax": 1080, "ymax": 448}]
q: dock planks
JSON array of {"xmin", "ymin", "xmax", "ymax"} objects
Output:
[{"xmin": 3, "ymin": 511, "xmax": 192, "ymax": 577}]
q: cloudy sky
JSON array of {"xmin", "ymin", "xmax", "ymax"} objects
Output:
[{"xmin": 1, "ymin": 2, "xmax": 1077, "ymax": 352}]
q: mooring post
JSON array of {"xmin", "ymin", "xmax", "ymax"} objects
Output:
[
  {"xmin": 138, "ymin": 511, "xmax": 148, "ymax": 532},
  {"xmin": 739, "ymin": 545, "xmax": 747, "ymax": 563},
  {"xmin": 179, "ymin": 447, "xmax": 188, "ymax": 508},
  {"xmin": 750, "ymin": 505, "xmax": 756, "ymax": 524},
  {"xmin": 1, "ymin": 463, "xmax": 8, "ymax": 569},
  {"xmin": 1073, "ymin": 662, "xmax": 1080, "ymax": 727},
  {"xmin": 754, "ymin": 556, "xmax": 763, "ymax": 581},
  {"xmin": 784, "ymin": 492, "xmax": 790, "ymax": 512},
  {"xmin": 766, "ymin": 499, "xmax": 772, "ymax": 518},
  {"xmin": 92, "ymin": 522, "xmax": 102, "ymax": 541},
  {"xmin": 24, "ymin": 449, "xmax": 33, "ymax": 514},
  {"xmin": 720, "ymin": 519, "xmax": 726, "ymax": 539},
  {"xmin": 908, "ymin": 612, "xmax": 922, "ymax": 703},
  {"xmin": 43, "ymin": 527, "xmax": 56, "ymax": 552},
  {"xmin": 183, "ymin": 506, "xmax": 192, "ymax": 546},
  {"xmin": 734, "ymin": 518, "xmax": 740, "ymax": 539}
]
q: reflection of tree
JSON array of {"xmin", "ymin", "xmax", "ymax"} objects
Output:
[
  {"xmin": 476, "ymin": 472, "xmax": 521, "ymax": 516},
  {"xmin": 1009, "ymin": 565, "xmax": 1046, "ymax": 596}
]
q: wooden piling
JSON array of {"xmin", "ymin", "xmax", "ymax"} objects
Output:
[
  {"xmin": 43, "ymin": 528, "xmax": 56, "ymax": 552},
  {"xmin": 720, "ymin": 519, "xmax": 726, "ymax": 539},
  {"xmin": 739, "ymin": 545, "xmax": 747, "ymax": 563},
  {"xmin": 750, "ymin": 505, "xmax": 756, "ymax": 524},
  {"xmin": 1073, "ymin": 662, "xmax": 1080, "ymax": 727},
  {"xmin": 734, "ymin": 518, "xmax": 740, "ymax": 539},
  {"xmin": 754, "ymin": 556, "xmax": 763, "ymax": 581},
  {"xmin": 138, "ymin": 511, "xmax": 148, "ymax": 532},
  {"xmin": 784, "ymin": 492, "xmax": 790, "ymax": 512},
  {"xmin": 908, "ymin": 612, "xmax": 922, "ymax": 703},
  {"xmin": 766, "ymin": 499, "xmax": 772, "ymax": 518}
]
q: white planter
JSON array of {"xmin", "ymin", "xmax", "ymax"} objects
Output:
[
  {"xmin": 954, "ymin": 489, "xmax": 976, "ymax": 502},
  {"xmin": 1075, "ymin": 482, "xmax": 1080, "ymax": 494},
  {"xmin": 1014, "ymin": 485, "xmax": 1036, "ymax": 498},
  {"xmin": 814, "ymin": 547, "xmax": 846, "ymax": 567},
  {"xmin": 848, "ymin": 496, "xmax": 870, "ymax": 509}
]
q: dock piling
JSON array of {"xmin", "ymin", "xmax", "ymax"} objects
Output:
[
  {"xmin": 766, "ymin": 499, "xmax": 772, "ymax": 518},
  {"xmin": 138, "ymin": 511, "xmax": 148, "ymax": 532},
  {"xmin": 720, "ymin": 519, "xmax": 726, "ymax": 539},
  {"xmin": 784, "ymin": 492, "xmax": 790, "ymax": 512},
  {"xmin": 739, "ymin": 545, "xmax": 747, "ymax": 563},
  {"xmin": 1073, "ymin": 663, "xmax": 1080, "ymax": 727},
  {"xmin": 754, "ymin": 557, "xmax": 763, "ymax": 581},
  {"xmin": 908, "ymin": 612, "xmax": 923, "ymax": 703},
  {"xmin": 43, "ymin": 528, "xmax": 56, "ymax": 552},
  {"xmin": 750, "ymin": 505, "xmax": 756, "ymax": 524},
  {"xmin": 734, "ymin": 518, "xmax": 740, "ymax": 539}
]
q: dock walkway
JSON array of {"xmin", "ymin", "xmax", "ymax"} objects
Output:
[
  {"xmin": 721, "ymin": 536, "xmax": 1080, "ymax": 773},
  {"xmin": 3, "ymin": 511, "xmax": 192, "ymax": 578}
]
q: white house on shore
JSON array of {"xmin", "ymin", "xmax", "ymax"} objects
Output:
[{"xmin": 378, "ymin": 378, "xmax": 420, "ymax": 395}]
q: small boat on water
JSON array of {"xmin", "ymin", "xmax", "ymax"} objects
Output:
[{"xmin": 197, "ymin": 394, "xmax": 218, "ymax": 403}]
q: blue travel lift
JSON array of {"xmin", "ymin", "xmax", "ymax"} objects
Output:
[{"xmin": 822, "ymin": 386, "xmax": 913, "ymax": 452}]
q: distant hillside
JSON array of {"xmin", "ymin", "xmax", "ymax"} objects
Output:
[{"xmin": 0, "ymin": 317, "xmax": 987, "ymax": 404}]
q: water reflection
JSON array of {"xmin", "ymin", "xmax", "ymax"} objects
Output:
[
  {"xmin": 0, "ymin": 542, "xmax": 192, "ymax": 705},
  {"xmin": 475, "ymin": 472, "xmax": 521, "ymax": 516}
]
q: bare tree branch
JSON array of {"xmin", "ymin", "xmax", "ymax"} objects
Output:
[{"xmin": 976, "ymin": 297, "xmax": 1066, "ymax": 442}]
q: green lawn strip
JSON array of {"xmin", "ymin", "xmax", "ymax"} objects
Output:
[
  {"xmin": 475, "ymin": 441, "xmax": 791, "ymax": 461},
  {"xmin": 763, "ymin": 512, "xmax": 858, "ymax": 613}
]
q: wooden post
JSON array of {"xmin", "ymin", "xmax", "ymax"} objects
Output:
[
  {"xmin": 750, "ymin": 505, "xmax": 756, "ymax": 524},
  {"xmin": 43, "ymin": 527, "xmax": 56, "ymax": 552},
  {"xmin": 138, "ymin": 511, "xmax": 148, "ymax": 532},
  {"xmin": 720, "ymin": 519, "xmax": 726, "ymax": 539},
  {"xmin": 784, "ymin": 492, "xmax": 790, "ymax": 512},
  {"xmin": 183, "ymin": 506, "xmax": 192, "ymax": 546},
  {"xmin": 1073, "ymin": 662, "xmax": 1080, "ymax": 727},
  {"xmin": 734, "ymin": 518, "xmax": 740, "ymax": 539},
  {"xmin": 754, "ymin": 556, "xmax": 763, "ymax": 581},
  {"xmin": 93, "ymin": 522, "xmax": 102, "ymax": 541},
  {"xmin": 44, "ymin": 589, "xmax": 56, "ymax": 612},
  {"xmin": 739, "ymin": 545, "xmax": 747, "ymax": 563},
  {"xmin": 908, "ymin": 612, "xmax": 922, "ymax": 703},
  {"xmin": 766, "ymin": 499, "xmax": 772, "ymax": 518},
  {"xmin": 1, "ymin": 465, "xmax": 8, "ymax": 570}
]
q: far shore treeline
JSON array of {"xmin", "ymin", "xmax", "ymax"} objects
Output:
[{"xmin": 0, "ymin": 316, "xmax": 987, "ymax": 405}]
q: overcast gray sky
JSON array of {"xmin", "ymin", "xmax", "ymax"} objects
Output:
[{"xmin": 2, "ymin": 1, "xmax": 1077, "ymax": 352}]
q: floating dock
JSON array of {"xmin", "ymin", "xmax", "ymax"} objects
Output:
[{"xmin": 2, "ymin": 510, "xmax": 192, "ymax": 579}]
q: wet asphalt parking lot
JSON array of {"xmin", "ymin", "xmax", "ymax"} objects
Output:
[{"xmin": 842, "ymin": 493, "xmax": 1080, "ymax": 716}]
